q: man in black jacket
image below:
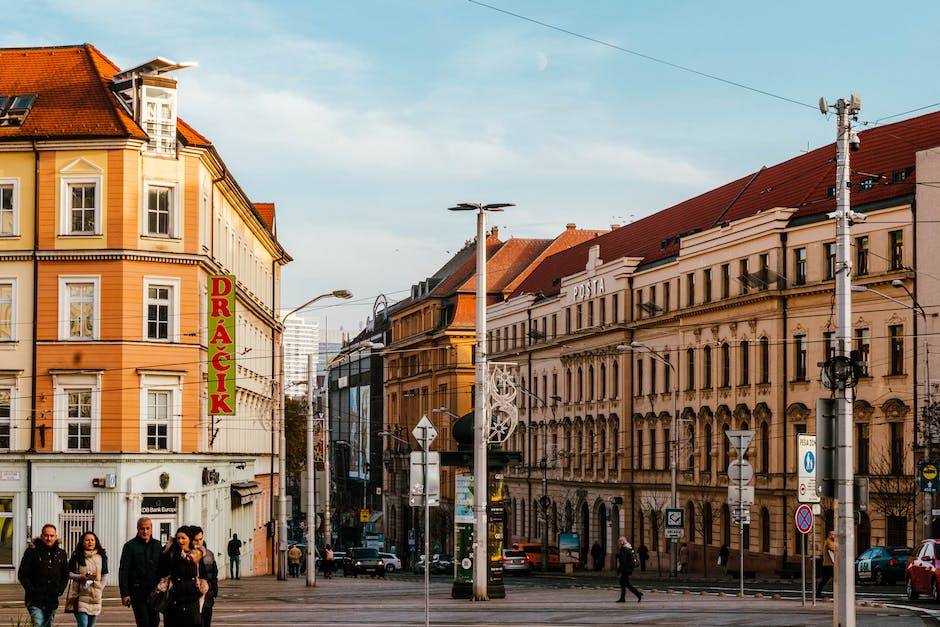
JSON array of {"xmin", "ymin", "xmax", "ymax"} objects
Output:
[
  {"xmin": 192, "ymin": 527, "xmax": 218, "ymax": 627},
  {"xmin": 119, "ymin": 517, "xmax": 163, "ymax": 627},
  {"xmin": 615, "ymin": 537, "xmax": 643, "ymax": 603},
  {"xmin": 18, "ymin": 523, "xmax": 68, "ymax": 627}
]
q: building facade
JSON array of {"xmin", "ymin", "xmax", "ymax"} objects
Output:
[
  {"xmin": 282, "ymin": 313, "xmax": 319, "ymax": 398},
  {"xmin": 0, "ymin": 45, "xmax": 288, "ymax": 581}
]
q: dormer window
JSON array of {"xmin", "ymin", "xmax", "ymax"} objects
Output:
[
  {"xmin": 0, "ymin": 94, "xmax": 37, "ymax": 127},
  {"xmin": 143, "ymin": 85, "xmax": 176, "ymax": 156}
]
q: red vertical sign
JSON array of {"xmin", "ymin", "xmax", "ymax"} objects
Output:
[{"xmin": 208, "ymin": 275, "xmax": 236, "ymax": 416}]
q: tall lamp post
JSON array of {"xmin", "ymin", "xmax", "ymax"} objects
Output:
[
  {"xmin": 448, "ymin": 201, "xmax": 513, "ymax": 601},
  {"xmin": 617, "ymin": 342, "xmax": 678, "ymax": 577},
  {"xmin": 278, "ymin": 289, "xmax": 352, "ymax": 581},
  {"xmin": 852, "ymin": 281, "xmax": 930, "ymax": 536}
]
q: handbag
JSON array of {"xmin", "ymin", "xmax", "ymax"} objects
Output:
[
  {"xmin": 147, "ymin": 576, "xmax": 172, "ymax": 612},
  {"xmin": 63, "ymin": 580, "xmax": 78, "ymax": 614}
]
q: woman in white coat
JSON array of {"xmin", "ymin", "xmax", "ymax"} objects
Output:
[{"xmin": 66, "ymin": 531, "xmax": 109, "ymax": 627}]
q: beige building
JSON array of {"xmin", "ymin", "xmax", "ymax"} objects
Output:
[{"xmin": 492, "ymin": 111, "xmax": 940, "ymax": 573}]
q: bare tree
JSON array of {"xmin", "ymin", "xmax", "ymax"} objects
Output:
[
  {"xmin": 868, "ymin": 451, "xmax": 917, "ymax": 523},
  {"xmin": 687, "ymin": 490, "xmax": 722, "ymax": 577},
  {"xmin": 638, "ymin": 491, "xmax": 670, "ymax": 575}
]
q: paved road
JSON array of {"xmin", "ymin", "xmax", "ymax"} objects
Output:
[{"xmin": 0, "ymin": 574, "xmax": 934, "ymax": 626}]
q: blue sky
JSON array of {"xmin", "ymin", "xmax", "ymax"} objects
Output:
[{"xmin": 6, "ymin": 1, "xmax": 940, "ymax": 335}]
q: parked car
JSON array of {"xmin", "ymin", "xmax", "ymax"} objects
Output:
[
  {"xmin": 379, "ymin": 552, "xmax": 402, "ymax": 572},
  {"xmin": 501, "ymin": 549, "xmax": 533, "ymax": 575},
  {"xmin": 342, "ymin": 547, "xmax": 386, "ymax": 578},
  {"xmin": 906, "ymin": 539, "xmax": 940, "ymax": 599},
  {"xmin": 430, "ymin": 554, "xmax": 454, "ymax": 575},
  {"xmin": 855, "ymin": 545, "xmax": 912, "ymax": 585},
  {"xmin": 512, "ymin": 543, "xmax": 561, "ymax": 570}
]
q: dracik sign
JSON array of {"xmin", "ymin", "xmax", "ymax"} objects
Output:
[{"xmin": 208, "ymin": 275, "xmax": 236, "ymax": 415}]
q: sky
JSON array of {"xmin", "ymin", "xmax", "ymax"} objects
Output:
[{"xmin": 6, "ymin": 1, "xmax": 940, "ymax": 336}]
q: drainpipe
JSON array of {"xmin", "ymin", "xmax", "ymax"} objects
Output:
[
  {"xmin": 625, "ymin": 277, "xmax": 636, "ymax": 542},
  {"xmin": 27, "ymin": 141, "xmax": 39, "ymax": 538},
  {"xmin": 779, "ymin": 232, "xmax": 789, "ymax": 569}
]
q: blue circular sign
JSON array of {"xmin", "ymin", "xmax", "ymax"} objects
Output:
[
  {"xmin": 803, "ymin": 450, "xmax": 815, "ymax": 473},
  {"xmin": 795, "ymin": 504, "xmax": 813, "ymax": 534}
]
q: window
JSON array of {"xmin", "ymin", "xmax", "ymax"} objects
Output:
[
  {"xmin": 0, "ymin": 497, "xmax": 11, "ymax": 566},
  {"xmin": 649, "ymin": 357, "xmax": 657, "ymax": 395},
  {"xmin": 759, "ymin": 337, "xmax": 770, "ymax": 383},
  {"xmin": 825, "ymin": 242, "xmax": 836, "ymax": 280},
  {"xmin": 794, "ymin": 335, "xmax": 808, "ymax": 381},
  {"xmin": 823, "ymin": 331, "xmax": 836, "ymax": 363},
  {"xmin": 599, "ymin": 364, "xmax": 606, "ymax": 399},
  {"xmin": 739, "ymin": 340, "xmax": 749, "ymax": 386},
  {"xmin": 587, "ymin": 301, "xmax": 594, "ymax": 327},
  {"xmin": 635, "ymin": 360, "xmax": 643, "ymax": 396},
  {"xmin": 145, "ymin": 280, "xmax": 177, "ymax": 341},
  {"xmin": 0, "ymin": 281, "xmax": 12, "ymax": 341},
  {"xmin": 686, "ymin": 348, "xmax": 695, "ymax": 390},
  {"xmin": 703, "ymin": 345, "xmax": 712, "ymax": 389},
  {"xmin": 759, "ymin": 253, "xmax": 770, "ymax": 290},
  {"xmin": 58, "ymin": 277, "xmax": 100, "ymax": 340},
  {"xmin": 759, "ymin": 421, "xmax": 769, "ymax": 473},
  {"xmin": 0, "ymin": 179, "xmax": 17, "ymax": 236},
  {"xmin": 855, "ymin": 236, "xmax": 869, "ymax": 276},
  {"xmin": 599, "ymin": 299, "xmax": 606, "ymax": 325},
  {"xmin": 576, "ymin": 304, "xmax": 582, "ymax": 329},
  {"xmin": 62, "ymin": 179, "xmax": 101, "ymax": 235},
  {"xmin": 856, "ymin": 423, "xmax": 870, "ymax": 474},
  {"xmin": 145, "ymin": 183, "xmax": 177, "ymax": 237},
  {"xmin": 588, "ymin": 366, "xmax": 595, "ymax": 400},
  {"xmin": 686, "ymin": 273, "xmax": 695, "ymax": 307},
  {"xmin": 611, "ymin": 362, "xmax": 619, "ymax": 398},
  {"xmin": 739, "ymin": 259, "xmax": 750, "ymax": 294},
  {"xmin": 890, "ymin": 230, "xmax": 904, "ymax": 269},
  {"xmin": 703, "ymin": 424, "xmax": 712, "ymax": 473},
  {"xmin": 854, "ymin": 328, "xmax": 871, "ymax": 376},
  {"xmin": 720, "ymin": 343, "xmax": 730, "ymax": 387},
  {"xmin": 143, "ymin": 85, "xmax": 177, "ymax": 156},
  {"xmin": 636, "ymin": 430, "xmax": 643, "ymax": 469},
  {"xmin": 0, "ymin": 93, "xmax": 37, "ymax": 126},
  {"xmin": 565, "ymin": 309, "xmax": 570, "ymax": 334},
  {"xmin": 577, "ymin": 368, "xmax": 584, "ymax": 401},
  {"xmin": 890, "ymin": 422, "xmax": 903, "ymax": 474},
  {"xmin": 612, "ymin": 294, "xmax": 619, "ymax": 323},
  {"xmin": 889, "ymin": 324, "xmax": 904, "ymax": 375},
  {"xmin": 703, "ymin": 269, "xmax": 712, "ymax": 303},
  {"xmin": 67, "ymin": 389, "xmax": 93, "ymax": 451},
  {"xmin": 794, "ymin": 248, "xmax": 806, "ymax": 286},
  {"xmin": 721, "ymin": 264, "xmax": 730, "ymax": 298},
  {"xmin": 146, "ymin": 391, "xmax": 170, "ymax": 450},
  {"xmin": 663, "ymin": 353, "xmax": 672, "ymax": 392},
  {"xmin": 663, "ymin": 282, "xmax": 670, "ymax": 312},
  {"xmin": 649, "ymin": 429, "xmax": 657, "ymax": 470},
  {"xmin": 0, "ymin": 389, "xmax": 9, "ymax": 449}
]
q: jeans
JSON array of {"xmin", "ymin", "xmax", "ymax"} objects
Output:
[
  {"xmin": 27, "ymin": 606, "xmax": 55, "ymax": 627},
  {"xmin": 229, "ymin": 555, "xmax": 240, "ymax": 579},
  {"xmin": 74, "ymin": 612, "xmax": 98, "ymax": 627}
]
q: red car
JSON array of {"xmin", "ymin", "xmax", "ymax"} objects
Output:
[{"xmin": 905, "ymin": 539, "xmax": 940, "ymax": 600}]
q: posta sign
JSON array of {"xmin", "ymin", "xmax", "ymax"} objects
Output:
[{"xmin": 208, "ymin": 275, "xmax": 236, "ymax": 416}]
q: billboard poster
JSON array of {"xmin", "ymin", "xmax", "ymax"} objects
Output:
[
  {"xmin": 348, "ymin": 387, "xmax": 360, "ymax": 478},
  {"xmin": 454, "ymin": 472, "xmax": 474, "ymax": 523},
  {"xmin": 360, "ymin": 385, "xmax": 370, "ymax": 481},
  {"xmin": 207, "ymin": 275, "xmax": 236, "ymax": 416}
]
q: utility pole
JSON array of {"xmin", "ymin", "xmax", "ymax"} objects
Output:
[{"xmin": 820, "ymin": 93, "xmax": 861, "ymax": 627}]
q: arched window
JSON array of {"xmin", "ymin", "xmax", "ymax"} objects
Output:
[
  {"xmin": 686, "ymin": 423, "xmax": 695, "ymax": 470},
  {"xmin": 721, "ymin": 504, "xmax": 731, "ymax": 545},
  {"xmin": 739, "ymin": 340, "xmax": 750, "ymax": 386},
  {"xmin": 760, "ymin": 421, "xmax": 770, "ymax": 473},
  {"xmin": 565, "ymin": 369, "xmax": 572, "ymax": 401},
  {"xmin": 599, "ymin": 363, "xmax": 607, "ymax": 399},
  {"xmin": 721, "ymin": 423, "xmax": 731, "ymax": 468},
  {"xmin": 588, "ymin": 365, "xmax": 595, "ymax": 400},
  {"xmin": 761, "ymin": 507, "xmax": 771, "ymax": 553},
  {"xmin": 612, "ymin": 361, "xmax": 619, "ymax": 398},
  {"xmin": 759, "ymin": 336, "xmax": 770, "ymax": 383},
  {"xmin": 686, "ymin": 348, "xmax": 695, "ymax": 390},
  {"xmin": 577, "ymin": 368, "xmax": 584, "ymax": 401},
  {"xmin": 703, "ymin": 505, "xmax": 713, "ymax": 545},
  {"xmin": 611, "ymin": 425, "xmax": 619, "ymax": 470},
  {"xmin": 721, "ymin": 343, "xmax": 731, "ymax": 387},
  {"xmin": 687, "ymin": 501, "xmax": 696, "ymax": 542},
  {"xmin": 703, "ymin": 423, "xmax": 713, "ymax": 473}
]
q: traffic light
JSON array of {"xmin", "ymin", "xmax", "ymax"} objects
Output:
[{"xmin": 816, "ymin": 398, "xmax": 837, "ymax": 498}]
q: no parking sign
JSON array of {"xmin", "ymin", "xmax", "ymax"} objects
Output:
[{"xmin": 794, "ymin": 504, "xmax": 813, "ymax": 534}]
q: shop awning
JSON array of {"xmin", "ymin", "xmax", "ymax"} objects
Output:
[{"xmin": 231, "ymin": 481, "xmax": 262, "ymax": 506}]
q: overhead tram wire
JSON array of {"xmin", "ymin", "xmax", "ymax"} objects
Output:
[{"xmin": 468, "ymin": 0, "xmax": 817, "ymax": 111}]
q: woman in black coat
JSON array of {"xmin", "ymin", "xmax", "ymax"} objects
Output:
[{"xmin": 158, "ymin": 526, "xmax": 204, "ymax": 627}]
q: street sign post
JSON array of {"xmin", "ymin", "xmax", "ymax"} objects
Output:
[
  {"xmin": 727, "ymin": 485, "xmax": 755, "ymax": 505},
  {"xmin": 795, "ymin": 504, "xmax": 814, "ymax": 534},
  {"xmin": 920, "ymin": 462, "xmax": 939, "ymax": 493},
  {"xmin": 665, "ymin": 508, "xmax": 684, "ymax": 529},
  {"xmin": 727, "ymin": 460, "xmax": 754, "ymax": 484}
]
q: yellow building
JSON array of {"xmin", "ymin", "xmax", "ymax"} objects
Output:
[{"xmin": 0, "ymin": 45, "xmax": 288, "ymax": 580}]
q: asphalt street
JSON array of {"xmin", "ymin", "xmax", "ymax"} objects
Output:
[{"xmin": 0, "ymin": 571, "xmax": 936, "ymax": 627}]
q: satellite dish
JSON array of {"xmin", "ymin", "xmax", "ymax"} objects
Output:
[{"xmin": 818, "ymin": 97, "xmax": 829, "ymax": 115}]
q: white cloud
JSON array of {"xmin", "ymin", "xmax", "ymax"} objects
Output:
[{"xmin": 280, "ymin": 36, "xmax": 369, "ymax": 72}]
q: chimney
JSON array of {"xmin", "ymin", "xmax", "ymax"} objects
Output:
[{"xmin": 566, "ymin": 223, "xmax": 577, "ymax": 230}]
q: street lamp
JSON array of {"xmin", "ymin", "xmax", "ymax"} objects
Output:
[
  {"xmin": 448, "ymin": 201, "xmax": 513, "ymax": 600},
  {"xmin": 617, "ymin": 342, "xmax": 678, "ymax": 577},
  {"xmin": 852, "ymin": 281, "xmax": 931, "ymax": 537},
  {"xmin": 278, "ymin": 289, "xmax": 352, "ymax": 581}
]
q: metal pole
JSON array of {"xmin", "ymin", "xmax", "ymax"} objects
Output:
[
  {"xmin": 542, "ymin": 411, "xmax": 549, "ymax": 573},
  {"xmin": 812, "ymin": 519, "xmax": 817, "ymax": 607},
  {"xmin": 833, "ymin": 96, "xmax": 857, "ymax": 627},
  {"xmin": 278, "ymin": 346, "xmax": 289, "ymax": 580},
  {"xmin": 922, "ymin": 316, "xmax": 932, "ymax": 539},
  {"xmin": 423, "ymin": 426, "xmax": 430, "ymax": 627},
  {"xmin": 473, "ymin": 207, "xmax": 489, "ymax": 600},
  {"xmin": 323, "ymin": 377, "xmax": 333, "ymax": 548},
  {"xmin": 306, "ymin": 353, "xmax": 317, "ymax": 586},
  {"xmin": 671, "ymin": 369, "xmax": 678, "ymax": 579},
  {"xmin": 801, "ymin": 527, "xmax": 805, "ymax": 607}
]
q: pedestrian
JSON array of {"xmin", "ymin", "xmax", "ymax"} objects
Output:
[
  {"xmin": 17, "ymin": 523, "xmax": 69, "ymax": 627},
  {"xmin": 590, "ymin": 542, "xmax": 603, "ymax": 571},
  {"xmin": 816, "ymin": 529, "xmax": 837, "ymax": 599},
  {"xmin": 67, "ymin": 531, "xmax": 109, "ymax": 627},
  {"xmin": 287, "ymin": 544, "xmax": 302, "ymax": 578},
  {"xmin": 637, "ymin": 544, "xmax": 649, "ymax": 572},
  {"xmin": 119, "ymin": 516, "xmax": 163, "ymax": 627},
  {"xmin": 615, "ymin": 537, "xmax": 643, "ymax": 603},
  {"xmin": 226, "ymin": 534, "xmax": 242, "ymax": 580},
  {"xmin": 678, "ymin": 543, "xmax": 689, "ymax": 574},
  {"xmin": 192, "ymin": 526, "xmax": 218, "ymax": 627},
  {"xmin": 323, "ymin": 544, "xmax": 335, "ymax": 579},
  {"xmin": 159, "ymin": 526, "xmax": 204, "ymax": 627},
  {"xmin": 718, "ymin": 544, "xmax": 730, "ymax": 576}
]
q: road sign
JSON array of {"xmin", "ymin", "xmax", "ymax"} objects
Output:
[
  {"xmin": 727, "ymin": 460, "xmax": 754, "ymax": 484},
  {"xmin": 731, "ymin": 509, "xmax": 751, "ymax": 526},
  {"xmin": 359, "ymin": 508, "xmax": 370, "ymax": 523},
  {"xmin": 665, "ymin": 508, "xmax": 684, "ymax": 529},
  {"xmin": 665, "ymin": 527, "xmax": 683, "ymax": 539},
  {"xmin": 727, "ymin": 485, "xmax": 754, "ymax": 505},
  {"xmin": 921, "ymin": 462, "xmax": 939, "ymax": 493},
  {"xmin": 797, "ymin": 434, "xmax": 821, "ymax": 503},
  {"xmin": 409, "ymin": 451, "xmax": 440, "ymax": 506},
  {"xmin": 412, "ymin": 415, "xmax": 438, "ymax": 451},
  {"xmin": 726, "ymin": 430, "xmax": 755, "ymax": 458},
  {"xmin": 795, "ymin": 504, "xmax": 814, "ymax": 534}
]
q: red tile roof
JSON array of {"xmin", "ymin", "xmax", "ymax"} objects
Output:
[
  {"xmin": 514, "ymin": 110, "xmax": 940, "ymax": 297},
  {"xmin": 253, "ymin": 203, "xmax": 275, "ymax": 230}
]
